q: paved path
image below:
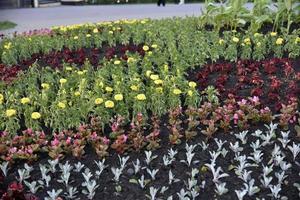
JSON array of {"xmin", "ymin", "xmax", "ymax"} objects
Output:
[{"xmin": 0, "ymin": 4, "xmax": 204, "ymax": 34}]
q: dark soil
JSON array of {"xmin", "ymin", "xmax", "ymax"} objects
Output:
[
  {"xmin": 2, "ymin": 117, "xmax": 300, "ymax": 200},
  {"xmin": 188, "ymin": 57, "xmax": 300, "ymax": 113}
]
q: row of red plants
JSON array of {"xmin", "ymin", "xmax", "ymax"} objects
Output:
[
  {"xmin": 0, "ymin": 43, "xmax": 146, "ymax": 83},
  {"xmin": 0, "ymin": 95, "xmax": 298, "ymax": 164},
  {"xmin": 197, "ymin": 58, "xmax": 300, "ymax": 112}
]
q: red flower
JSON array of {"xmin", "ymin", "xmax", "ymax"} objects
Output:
[{"xmin": 251, "ymin": 88, "xmax": 263, "ymax": 97}]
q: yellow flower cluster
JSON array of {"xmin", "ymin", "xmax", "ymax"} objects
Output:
[
  {"xmin": 95, "ymin": 98, "xmax": 104, "ymax": 105},
  {"xmin": 270, "ymin": 32, "xmax": 277, "ymax": 37},
  {"xmin": 151, "ymin": 44, "xmax": 158, "ymax": 49},
  {"xmin": 146, "ymin": 70, "xmax": 152, "ymax": 77},
  {"xmin": 105, "ymin": 87, "xmax": 113, "ymax": 92},
  {"xmin": 4, "ymin": 42, "xmax": 12, "ymax": 50},
  {"xmin": 219, "ymin": 39, "xmax": 224, "ymax": 45},
  {"xmin": 276, "ymin": 38, "xmax": 284, "ymax": 45},
  {"xmin": 188, "ymin": 90, "xmax": 193, "ymax": 96},
  {"xmin": 114, "ymin": 60, "xmax": 121, "ymax": 65},
  {"xmin": 154, "ymin": 79, "xmax": 163, "ymax": 85},
  {"xmin": 41, "ymin": 83, "xmax": 50, "ymax": 90},
  {"xmin": 31, "ymin": 112, "xmax": 41, "ymax": 119},
  {"xmin": 0, "ymin": 94, "xmax": 4, "ymax": 104},
  {"xmin": 105, "ymin": 100, "xmax": 114, "ymax": 108},
  {"xmin": 93, "ymin": 28, "xmax": 99, "ymax": 33},
  {"xmin": 136, "ymin": 94, "xmax": 146, "ymax": 101},
  {"xmin": 130, "ymin": 85, "xmax": 139, "ymax": 91},
  {"xmin": 59, "ymin": 78, "xmax": 67, "ymax": 84},
  {"xmin": 156, "ymin": 87, "xmax": 163, "ymax": 93},
  {"xmin": 188, "ymin": 81, "xmax": 197, "ymax": 88},
  {"xmin": 150, "ymin": 74, "xmax": 159, "ymax": 80},
  {"xmin": 58, "ymin": 102, "xmax": 66, "ymax": 109},
  {"xmin": 114, "ymin": 94, "xmax": 123, "ymax": 101},
  {"xmin": 6, "ymin": 109, "xmax": 17, "ymax": 117},
  {"xmin": 232, "ymin": 37, "xmax": 239, "ymax": 43},
  {"xmin": 20, "ymin": 97, "xmax": 30, "ymax": 105},
  {"xmin": 244, "ymin": 38, "xmax": 251, "ymax": 45},
  {"xmin": 173, "ymin": 88, "xmax": 182, "ymax": 95},
  {"xmin": 143, "ymin": 45, "xmax": 149, "ymax": 51}
]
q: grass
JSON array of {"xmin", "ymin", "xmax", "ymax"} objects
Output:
[{"xmin": 0, "ymin": 21, "xmax": 17, "ymax": 31}]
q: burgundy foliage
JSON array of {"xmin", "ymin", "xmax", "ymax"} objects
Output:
[{"xmin": 196, "ymin": 58, "xmax": 300, "ymax": 111}]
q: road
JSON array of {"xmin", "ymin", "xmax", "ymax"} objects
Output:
[{"xmin": 0, "ymin": 4, "xmax": 204, "ymax": 34}]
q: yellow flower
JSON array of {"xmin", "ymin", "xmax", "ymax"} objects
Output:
[
  {"xmin": 59, "ymin": 78, "xmax": 67, "ymax": 84},
  {"xmin": 57, "ymin": 102, "xmax": 66, "ymax": 109},
  {"xmin": 74, "ymin": 91, "xmax": 81, "ymax": 96},
  {"xmin": 254, "ymin": 33, "xmax": 261, "ymax": 37},
  {"xmin": 276, "ymin": 38, "xmax": 284, "ymax": 45},
  {"xmin": 127, "ymin": 57, "xmax": 135, "ymax": 63},
  {"xmin": 154, "ymin": 79, "xmax": 163, "ymax": 85},
  {"xmin": 147, "ymin": 51, "xmax": 153, "ymax": 56},
  {"xmin": 136, "ymin": 94, "xmax": 146, "ymax": 101},
  {"xmin": 232, "ymin": 37, "xmax": 239, "ymax": 43},
  {"xmin": 143, "ymin": 45, "xmax": 149, "ymax": 51},
  {"xmin": 95, "ymin": 98, "xmax": 104, "ymax": 105},
  {"xmin": 98, "ymin": 81, "xmax": 104, "ymax": 88},
  {"xmin": 114, "ymin": 94, "xmax": 123, "ymax": 101},
  {"xmin": 105, "ymin": 86, "xmax": 113, "ymax": 92},
  {"xmin": 105, "ymin": 100, "xmax": 114, "ymax": 108},
  {"xmin": 146, "ymin": 70, "xmax": 152, "ymax": 77},
  {"xmin": 66, "ymin": 67, "xmax": 73, "ymax": 71},
  {"xmin": 31, "ymin": 112, "xmax": 41, "ymax": 120},
  {"xmin": 295, "ymin": 37, "xmax": 300, "ymax": 44},
  {"xmin": 187, "ymin": 90, "xmax": 193, "ymax": 96},
  {"xmin": 77, "ymin": 71, "xmax": 84, "ymax": 75},
  {"xmin": 244, "ymin": 38, "xmax": 251, "ymax": 45},
  {"xmin": 150, "ymin": 74, "xmax": 159, "ymax": 80},
  {"xmin": 173, "ymin": 88, "xmax": 182, "ymax": 95},
  {"xmin": 188, "ymin": 81, "xmax": 197, "ymax": 88},
  {"xmin": 93, "ymin": 28, "xmax": 99, "ymax": 33},
  {"xmin": 219, "ymin": 39, "xmax": 224, "ymax": 45},
  {"xmin": 151, "ymin": 44, "xmax": 158, "ymax": 48},
  {"xmin": 0, "ymin": 94, "xmax": 3, "ymax": 104},
  {"xmin": 86, "ymin": 34, "xmax": 91, "ymax": 38},
  {"xmin": 41, "ymin": 83, "xmax": 50, "ymax": 90},
  {"xmin": 156, "ymin": 87, "xmax": 163, "ymax": 93},
  {"xmin": 4, "ymin": 42, "xmax": 12, "ymax": 50},
  {"xmin": 130, "ymin": 85, "xmax": 138, "ymax": 91},
  {"xmin": 6, "ymin": 109, "xmax": 17, "ymax": 117},
  {"xmin": 114, "ymin": 60, "xmax": 121, "ymax": 65},
  {"xmin": 73, "ymin": 36, "xmax": 79, "ymax": 40},
  {"xmin": 21, "ymin": 97, "xmax": 30, "ymax": 104},
  {"xmin": 270, "ymin": 32, "xmax": 277, "ymax": 37},
  {"xmin": 257, "ymin": 42, "xmax": 261, "ymax": 47},
  {"xmin": 164, "ymin": 64, "xmax": 169, "ymax": 71},
  {"xmin": 108, "ymin": 31, "xmax": 113, "ymax": 34}
]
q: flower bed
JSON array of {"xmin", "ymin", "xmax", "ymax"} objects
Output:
[{"xmin": 0, "ymin": 16, "xmax": 300, "ymax": 199}]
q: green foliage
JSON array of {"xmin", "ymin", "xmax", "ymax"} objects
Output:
[{"xmin": 0, "ymin": 21, "xmax": 17, "ymax": 31}]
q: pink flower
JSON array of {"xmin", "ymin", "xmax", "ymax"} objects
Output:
[
  {"xmin": 51, "ymin": 138, "xmax": 60, "ymax": 147},
  {"xmin": 9, "ymin": 147, "xmax": 17, "ymax": 154},
  {"xmin": 91, "ymin": 132, "xmax": 98, "ymax": 140},
  {"xmin": 121, "ymin": 134, "xmax": 128, "ymax": 143},
  {"xmin": 233, "ymin": 113, "xmax": 239, "ymax": 124},
  {"xmin": 111, "ymin": 122, "xmax": 119, "ymax": 132},
  {"xmin": 102, "ymin": 136, "xmax": 110, "ymax": 145},
  {"xmin": 66, "ymin": 137, "xmax": 72, "ymax": 145},
  {"xmin": 27, "ymin": 147, "xmax": 33, "ymax": 154},
  {"xmin": 250, "ymin": 96, "xmax": 260, "ymax": 104}
]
